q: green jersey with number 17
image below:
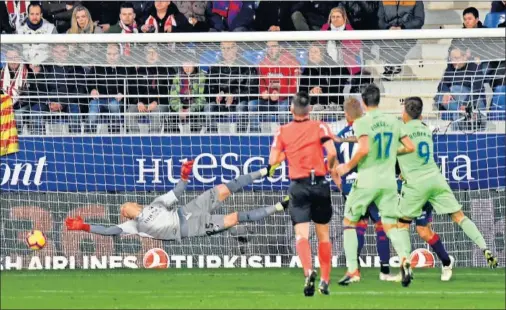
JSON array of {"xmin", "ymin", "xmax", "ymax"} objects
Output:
[
  {"xmin": 353, "ymin": 109, "xmax": 406, "ymax": 189},
  {"xmin": 397, "ymin": 119, "xmax": 440, "ymax": 183}
]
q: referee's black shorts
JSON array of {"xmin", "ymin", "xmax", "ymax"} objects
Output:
[{"xmin": 288, "ymin": 176, "xmax": 332, "ymax": 225}]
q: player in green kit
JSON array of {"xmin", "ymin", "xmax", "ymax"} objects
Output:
[
  {"xmin": 336, "ymin": 84, "xmax": 416, "ymax": 287},
  {"xmin": 397, "ymin": 97, "xmax": 499, "ymax": 271}
]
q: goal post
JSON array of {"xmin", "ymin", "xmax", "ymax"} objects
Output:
[{"xmin": 0, "ymin": 29, "xmax": 504, "ymax": 270}]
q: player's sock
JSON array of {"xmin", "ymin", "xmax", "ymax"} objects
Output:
[
  {"xmin": 225, "ymin": 172, "xmax": 259, "ymax": 193},
  {"xmin": 296, "ymin": 237, "xmax": 313, "ymax": 276},
  {"xmin": 428, "ymin": 234, "xmax": 451, "ymax": 266},
  {"xmin": 387, "ymin": 228, "xmax": 411, "ymax": 262},
  {"xmin": 237, "ymin": 205, "xmax": 277, "ymax": 222},
  {"xmin": 375, "ymin": 224, "xmax": 391, "ymax": 274},
  {"xmin": 343, "ymin": 227, "xmax": 359, "ymax": 273},
  {"xmin": 318, "ymin": 241, "xmax": 332, "ymax": 283},
  {"xmin": 457, "ymin": 216, "xmax": 487, "ymax": 250}
]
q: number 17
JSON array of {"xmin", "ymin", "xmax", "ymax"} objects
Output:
[{"xmin": 374, "ymin": 132, "xmax": 393, "ymax": 159}]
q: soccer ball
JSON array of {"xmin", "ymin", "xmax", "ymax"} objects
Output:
[
  {"xmin": 143, "ymin": 248, "xmax": 169, "ymax": 269},
  {"xmin": 410, "ymin": 248, "xmax": 435, "ymax": 268},
  {"xmin": 26, "ymin": 230, "xmax": 47, "ymax": 250}
]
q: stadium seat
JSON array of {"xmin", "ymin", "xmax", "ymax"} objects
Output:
[
  {"xmin": 489, "ymin": 85, "xmax": 506, "ymax": 120},
  {"xmin": 484, "ymin": 12, "xmax": 506, "ymax": 28},
  {"xmin": 0, "ymin": 52, "xmax": 5, "ymax": 69},
  {"xmin": 295, "ymin": 49, "xmax": 308, "ymax": 67},
  {"xmin": 243, "ymin": 50, "xmax": 265, "ymax": 65},
  {"xmin": 199, "ymin": 50, "xmax": 221, "ymax": 73}
]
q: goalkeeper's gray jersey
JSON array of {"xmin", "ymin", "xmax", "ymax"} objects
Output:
[{"xmin": 117, "ymin": 191, "xmax": 182, "ymax": 241}]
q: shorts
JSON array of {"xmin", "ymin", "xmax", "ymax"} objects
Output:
[
  {"xmin": 344, "ymin": 183, "xmax": 399, "ymax": 223},
  {"xmin": 343, "ymin": 194, "xmax": 381, "ymax": 223},
  {"xmin": 398, "ymin": 175, "xmax": 461, "ymax": 219},
  {"xmin": 179, "ymin": 187, "xmax": 226, "ymax": 238},
  {"xmin": 289, "ymin": 177, "xmax": 332, "ymax": 225}
]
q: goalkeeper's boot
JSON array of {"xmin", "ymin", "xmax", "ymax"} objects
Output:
[
  {"xmin": 303, "ymin": 270, "xmax": 317, "ymax": 297},
  {"xmin": 280, "ymin": 195, "xmax": 290, "ymax": 210},
  {"xmin": 441, "ymin": 255, "xmax": 455, "ymax": 282},
  {"xmin": 266, "ymin": 163, "xmax": 280, "ymax": 177},
  {"xmin": 337, "ymin": 270, "xmax": 360, "ymax": 286},
  {"xmin": 318, "ymin": 280, "xmax": 330, "ymax": 295},
  {"xmin": 484, "ymin": 249, "xmax": 498, "ymax": 268},
  {"xmin": 400, "ymin": 258, "xmax": 413, "ymax": 288}
]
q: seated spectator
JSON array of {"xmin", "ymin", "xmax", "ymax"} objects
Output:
[
  {"xmin": 87, "ymin": 43, "xmax": 131, "ymax": 133},
  {"xmin": 252, "ymin": 2, "xmax": 294, "ymax": 31},
  {"xmin": 377, "ymin": 0, "xmax": 424, "ymax": 80},
  {"xmin": 17, "ymin": 3, "xmax": 58, "ymax": 64},
  {"xmin": 321, "ymin": 7, "xmax": 362, "ymax": 87},
  {"xmin": 141, "ymin": 1, "xmax": 189, "ymax": 33},
  {"xmin": 126, "ymin": 44, "xmax": 174, "ymax": 133},
  {"xmin": 206, "ymin": 41, "xmax": 259, "ymax": 132},
  {"xmin": 32, "ymin": 43, "xmax": 83, "ymax": 133},
  {"xmin": 82, "ymin": 1, "xmax": 121, "ymax": 32},
  {"xmin": 257, "ymin": 41, "xmax": 299, "ymax": 128},
  {"xmin": 434, "ymin": 46, "xmax": 486, "ymax": 121},
  {"xmin": 0, "ymin": 48, "xmax": 29, "ymax": 130},
  {"xmin": 462, "ymin": 7, "xmax": 486, "ymax": 28},
  {"xmin": 291, "ymin": 1, "xmax": 337, "ymax": 31},
  {"xmin": 208, "ymin": 1, "xmax": 255, "ymax": 32},
  {"xmin": 299, "ymin": 43, "xmax": 344, "ymax": 113},
  {"xmin": 67, "ymin": 5, "xmax": 103, "ymax": 34},
  {"xmin": 132, "ymin": 1, "xmax": 154, "ymax": 26},
  {"xmin": 107, "ymin": 2, "xmax": 138, "ymax": 33},
  {"xmin": 169, "ymin": 56, "xmax": 207, "ymax": 133},
  {"xmin": 42, "ymin": 1, "xmax": 79, "ymax": 33},
  {"xmin": 174, "ymin": 1, "xmax": 210, "ymax": 32},
  {"xmin": 492, "ymin": 1, "xmax": 506, "ymax": 12},
  {"xmin": 1, "ymin": 0, "xmax": 28, "ymax": 34},
  {"xmin": 338, "ymin": 1, "xmax": 379, "ymax": 30}
]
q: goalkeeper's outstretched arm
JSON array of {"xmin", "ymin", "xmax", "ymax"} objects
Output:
[{"xmin": 65, "ymin": 216, "xmax": 125, "ymax": 236}]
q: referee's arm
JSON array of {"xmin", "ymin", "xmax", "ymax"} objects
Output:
[{"xmin": 269, "ymin": 129, "xmax": 286, "ymax": 166}]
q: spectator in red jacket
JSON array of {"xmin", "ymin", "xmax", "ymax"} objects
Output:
[{"xmin": 255, "ymin": 41, "xmax": 299, "ymax": 128}]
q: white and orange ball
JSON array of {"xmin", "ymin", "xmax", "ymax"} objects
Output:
[
  {"xmin": 143, "ymin": 248, "xmax": 169, "ymax": 269},
  {"xmin": 410, "ymin": 248, "xmax": 435, "ymax": 268},
  {"xmin": 26, "ymin": 230, "xmax": 47, "ymax": 250}
]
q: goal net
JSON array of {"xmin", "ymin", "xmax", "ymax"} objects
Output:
[{"xmin": 0, "ymin": 29, "xmax": 504, "ymax": 270}]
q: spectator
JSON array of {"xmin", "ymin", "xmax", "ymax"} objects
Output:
[
  {"xmin": 206, "ymin": 41, "xmax": 259, "ymax": 132},
  {"xmin": 462, "ymin": 7, "xmax": 486, "ymax": 28},
  {"xmin": 321, "ymin": 7, "xmax": 362, "ymax": 83},
  {"xmin": 67, "ymin": 5, "xmax": 102, "ymax": 34},
  {"xmin": 208, "ymin": 1, "xmax": 255, "ymax": 32},
  {"xmin": 491, "ymin": 1, "xmax": 506, "ymax": 13},
  {"xmin": 87, "ymin": 43, "xmax": 131, "ymax": 133},
  {"xmin": 338, "ymin": 1, "xmax": 379, "ymax": 30},
  {"xmin": 107, "ymin": 2, "xmax": 138, "ymax": 33},
  {"xmin": 299, "ymin": 43, "xmax": 344, "ymax": 112},
  {"xmin": 377, "ymin": 1, "xmax": 424, "ymax": 80},
  {"xmin": 141, "ymin": 1, "xmax": 189, "ymax": 33},
  {"xmin": 169, "ymin": 57, "xmax": 207, "ymax": 133},
  {"xmin": 1, "ymin": 0, "xmax": 28, "ymax": 34},
  {"xmin": 174, "ymin": 0, "xmax": 210, "ymax": 32},
  {"xmin": 126, "ymin": 44, "xmax": 174, "ymax": 133},
  {"xmin": 0, "ymin": 48, "xmax": 29, "ymax": 129},
  {"xmin": 17, "ymin": 3, "xmax": 58, "ymax": 64},
  {"xmin": 253, "ymin": 1, "xmax": 295, "ymax": 31},
  {"xmin": 41, "ymin": 1, "xmax": 80, "ymax": 33},
  {"xmin": 82, "ymin": 1, "xmax": 121, "ymax": 32},
  {"xmin": 257, "ymin": 41, "xmax": 299, "ymax": 128},
  {"xmin": 32, "ymin": 43, "xmax": 83, "ymax": 133},
  {"xmin": 434, "ymin": 46, "xmax": 486, "ymax": 120},
  {"xmin": 291, "ymin": 1, "xmax": 337, "ymax": 31},
  {"xmin": 132, "ymin": 1, "xmax": 154, "ymax": 26}
]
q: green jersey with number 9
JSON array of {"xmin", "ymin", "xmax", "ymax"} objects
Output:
[
  {"xmin": 353, "ymin": 109, "xmax": 406, "ymax": 189},
  {"xmin": 397, "ymin": 119, "xmax": 440, "ymax": 182}
]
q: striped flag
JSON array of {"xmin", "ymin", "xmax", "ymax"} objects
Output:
[{"xmin": 1, "ymin": 95, "xmax": 19, "ymax": 156}]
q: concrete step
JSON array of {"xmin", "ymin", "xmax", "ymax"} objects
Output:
[
  {"xmin": 425, "ymin": 9, "xmax": 489, "ymax": 26},
  {"xmin": 426, "ymin": 1, "xmax": 491, "ymax": 11},
  {"xmin": 382, "ymin": 80, "xmax": 440, "ymax": 98},
  {"xmin": 379, "ymin": 95, "xmax": 436, "ymax": 112}
]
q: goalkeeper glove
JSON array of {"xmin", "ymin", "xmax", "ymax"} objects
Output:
[
  {"xmin": 181, "ymin": 160, "xmax": 194, "ymax": 181},
  {"xmin": 266, "ymin": 163, "xmax": 280, "ymax": 177},
  {"xmin": 65, "ymin": 216, "xmax": 90, "ymax": 232}
]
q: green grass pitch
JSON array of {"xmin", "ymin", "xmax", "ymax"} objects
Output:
[{"xmin": 1, "ymin": 268, "xmax": 504, "ymax": 309}]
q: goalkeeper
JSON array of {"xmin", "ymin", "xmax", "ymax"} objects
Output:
[
  {"xmin": 66, "ymin": 161, "xmax": 287, "ymax": 240},
  {"xmin": 396, "ymin": 97, "xmax": 498, "ymax": 271}
]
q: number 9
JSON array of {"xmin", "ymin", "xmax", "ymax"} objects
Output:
[{"xmin": 418, "ymin": 142, "xmax": 430, "ymax": 165}]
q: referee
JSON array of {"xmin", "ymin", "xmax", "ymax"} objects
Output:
[{"xmin": 269, "ymin": 91, "xmax": 339, "ymax": 296}]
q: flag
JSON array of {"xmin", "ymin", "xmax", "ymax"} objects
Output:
[{"xmin": 1, "ymin": 95, "xmax": 19, "ymax": 156}]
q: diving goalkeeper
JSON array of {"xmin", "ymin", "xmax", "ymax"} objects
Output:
[{"xmin": 65, "ymin": 160, "xmax": 287, "ymax": 240}]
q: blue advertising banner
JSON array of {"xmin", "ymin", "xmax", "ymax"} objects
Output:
[{"xmin": 1, "ymin": 134, "xmax": 504, "ymax": 192}]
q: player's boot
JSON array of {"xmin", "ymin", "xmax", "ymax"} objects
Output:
[
  {"xmin": 380, "ymin": 272, "xmax": 401, "ymax": 282},
  {"xmin": 280, "ymin": 195, "xmax": 290, "ymax": 210},
  {"xmin": 318, "ymin": 280, "xmax": 330, "ymax": 295},
  {"xmin": 266, "ymin": 163, "xmax": 280, "ymax": 177},
  {"xmin": 484, "ymin": 249, "xmax": 498, "ymax": 268},
  {"xmin": 337, "ymin": 270, "xmax": 360, "ymax": 286},
  {"xmin": 400, "ymin": 258, "xmax": 413, "ymax": 287},
  {"xmin": 441, "ymin": 255, "xmax": 455, "ymax": 281},
  {"xmin": 303, "ymin": 270, "xmax": 317, "ymax": 297}
]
